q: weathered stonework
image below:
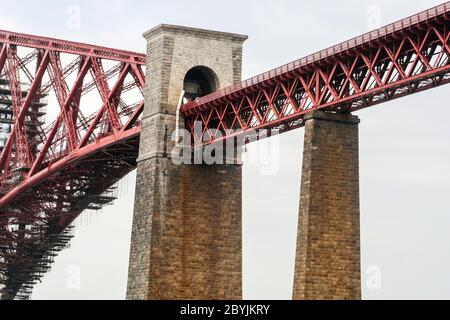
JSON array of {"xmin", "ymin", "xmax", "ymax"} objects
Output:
[
  {"xmin": 126, "ymin": 25, "xmax": 247, "ymax": 300},
  {"xmin": 293, "ymin": 111, "xmax": 361, "ymax": 300}
]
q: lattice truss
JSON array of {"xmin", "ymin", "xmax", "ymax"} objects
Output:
[
  {"xmin": 0, "ymin": 31, "xmax": 145, "ymax": 299},
  {"xmin": 182, "ymin": 4, "xmax": 450, "ymax": 146},
  {"xmin": 0, "ymin": 2, "xmax": 449, "ymax": 301}
]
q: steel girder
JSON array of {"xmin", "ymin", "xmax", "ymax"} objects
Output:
[
  {"xmin": 0, "ymin": 2, "xmax": 449, "ymax": 300},
  {"xmin": 0, "ymin": 32, "xmax": 145, "ymax": 208},
  {"xmin": 0, "ymin": 30, "xmax": 145, "ymax": 299},
  {"xmin": 182, "ymin": 3, "xmax": 450, "ymax": 146}
]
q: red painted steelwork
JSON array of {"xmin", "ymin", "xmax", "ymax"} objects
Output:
[
  {"xmin": 0, "ymin": 30, "xmax": 146, "ymax": 64},
  {"xmin": 0, "ymin": 35, "xmax": 145, "ymax": 208},
  {"xmin": 0, "ymin": 2, "xmax": 449, "ymax": 299},
  {"xmin": 182, "ymin": 2, "xmax": 450, "ymax": 146},
  {"xmin": 0, "ymin": 29, "xmax": 145, "ymax": 299}
]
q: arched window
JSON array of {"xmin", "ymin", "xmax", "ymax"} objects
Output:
[{"xmin": 183, "ymin": 66, "xmax": 218, "ymax": 102}]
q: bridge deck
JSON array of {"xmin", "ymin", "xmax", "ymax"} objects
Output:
[{"xmin": 1, "ymin": 2, "xmax": 450, "ymax": 299}]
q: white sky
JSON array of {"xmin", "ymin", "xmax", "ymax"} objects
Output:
[{"xmin": 1, "ymin": 0, "xmax": 449, "ymax": 300}]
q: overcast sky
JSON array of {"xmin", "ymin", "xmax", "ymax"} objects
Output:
[{"xmin": 1, "ymin": 0, "xmax": 449, "ymax": 300}]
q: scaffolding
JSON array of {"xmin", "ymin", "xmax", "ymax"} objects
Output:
[
  {"xmin": 0, "ymin": 78, "xmax": 48, "ymax": 154},
  {"xmin": 0, "ymin": 76, "xmax": 62, "ymax": 300},
  {"xmin": 0, "ymin": 183, "xmax": 120, "ymax": 300},
  {"xmin": 0, "ymin": 226, "xmax": 74, "ymax": 300}
]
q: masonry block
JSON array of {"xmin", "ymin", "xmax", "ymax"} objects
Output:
[
  {"xmin": 293, "ymin": 110, "xmax": 361, "ymax": 300},
  {"xmin": 126, "ymin": 25, "xmax": 247, "ymax": 300}
]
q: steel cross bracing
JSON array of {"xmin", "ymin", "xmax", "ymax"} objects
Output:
[
  {"xmin": 0, "ymin": 2, "xmax": 449, "ymax": 299},
  {"xmin": 0, "ymin": 30, "xmax": 145, "ymax": 298},
  {"xmin": 182, "ymin": 2, "xmax": 450, "ymax": 146}
]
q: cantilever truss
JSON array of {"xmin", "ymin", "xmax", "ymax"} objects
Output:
[
  {"xmin": 182, "ymin": 3, "xmax": 450, "ymax": 146},
  {"xmin": 0, "ymin": 31, "xmax": 145, "ymax": 299},
  {"xmin": 0, "ymin": 2, "xmax": 450, "ymax": 300}
]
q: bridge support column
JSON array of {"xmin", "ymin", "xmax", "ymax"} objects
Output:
[
  {"xmin": 126, "ymin": 24, "xmax": 247, "ymax": 300},
  {"xmin": 293, "ymin": 111, "xmax": 361, "ymax": 300},
  {"xmin": 1, "ymin": 292, "xmax": 14, "ymax": 300},
  {"xmin": 127, "ymin": 153, "xmax": 242, "ymax": 300}
]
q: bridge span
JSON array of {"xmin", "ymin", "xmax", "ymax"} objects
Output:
[{"xmin": 0, "ymin": 2, "xmax": 449, "ymax": 300}]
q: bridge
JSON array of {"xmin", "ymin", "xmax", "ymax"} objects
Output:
[{"xmin": 0, "ymin": 2, "xmax": 449, "ymax": 300}]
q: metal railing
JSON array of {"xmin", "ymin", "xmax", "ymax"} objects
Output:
[{"xmin": 183, "ymin": 2, "xmax": 450, "ymax": 111}]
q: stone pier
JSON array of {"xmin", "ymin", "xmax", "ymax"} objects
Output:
[
  {"xmin": 293, "ymin": 111, "xmax": 361, "ymax": 300},
  {"xmin": 126, "ymin": 25, "xmax": 247, "ymax": 300}
]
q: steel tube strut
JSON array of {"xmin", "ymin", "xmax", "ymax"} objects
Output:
[{"xmin": 0, "ymin": 2, "xmax": 449, "ymax": 300}]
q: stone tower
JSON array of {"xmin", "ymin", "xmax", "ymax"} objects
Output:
[{"xmin": 126, "ymin": 24, "xmax": 247, "ymax": 300}]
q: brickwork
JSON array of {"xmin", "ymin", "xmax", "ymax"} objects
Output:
[
  {"xmin": 293, "ymin": 111, "xmax": 361, "ymax": 300},
  {"xmin": 128, "ymin": 159, "xmax": 242, "ymax": 299},
  {"xmin": 126, "ymin": 25, "xmax": 247, "ymax": 300}
]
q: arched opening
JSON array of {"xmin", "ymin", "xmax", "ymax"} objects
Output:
[{"xmin": 183, "ymin": 66, "xmax": 218, "ymax": 102}]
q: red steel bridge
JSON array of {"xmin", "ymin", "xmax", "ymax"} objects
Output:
[{"xmin": 0, "ymin": 2, "xmax": 449, "ymax": 299}]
